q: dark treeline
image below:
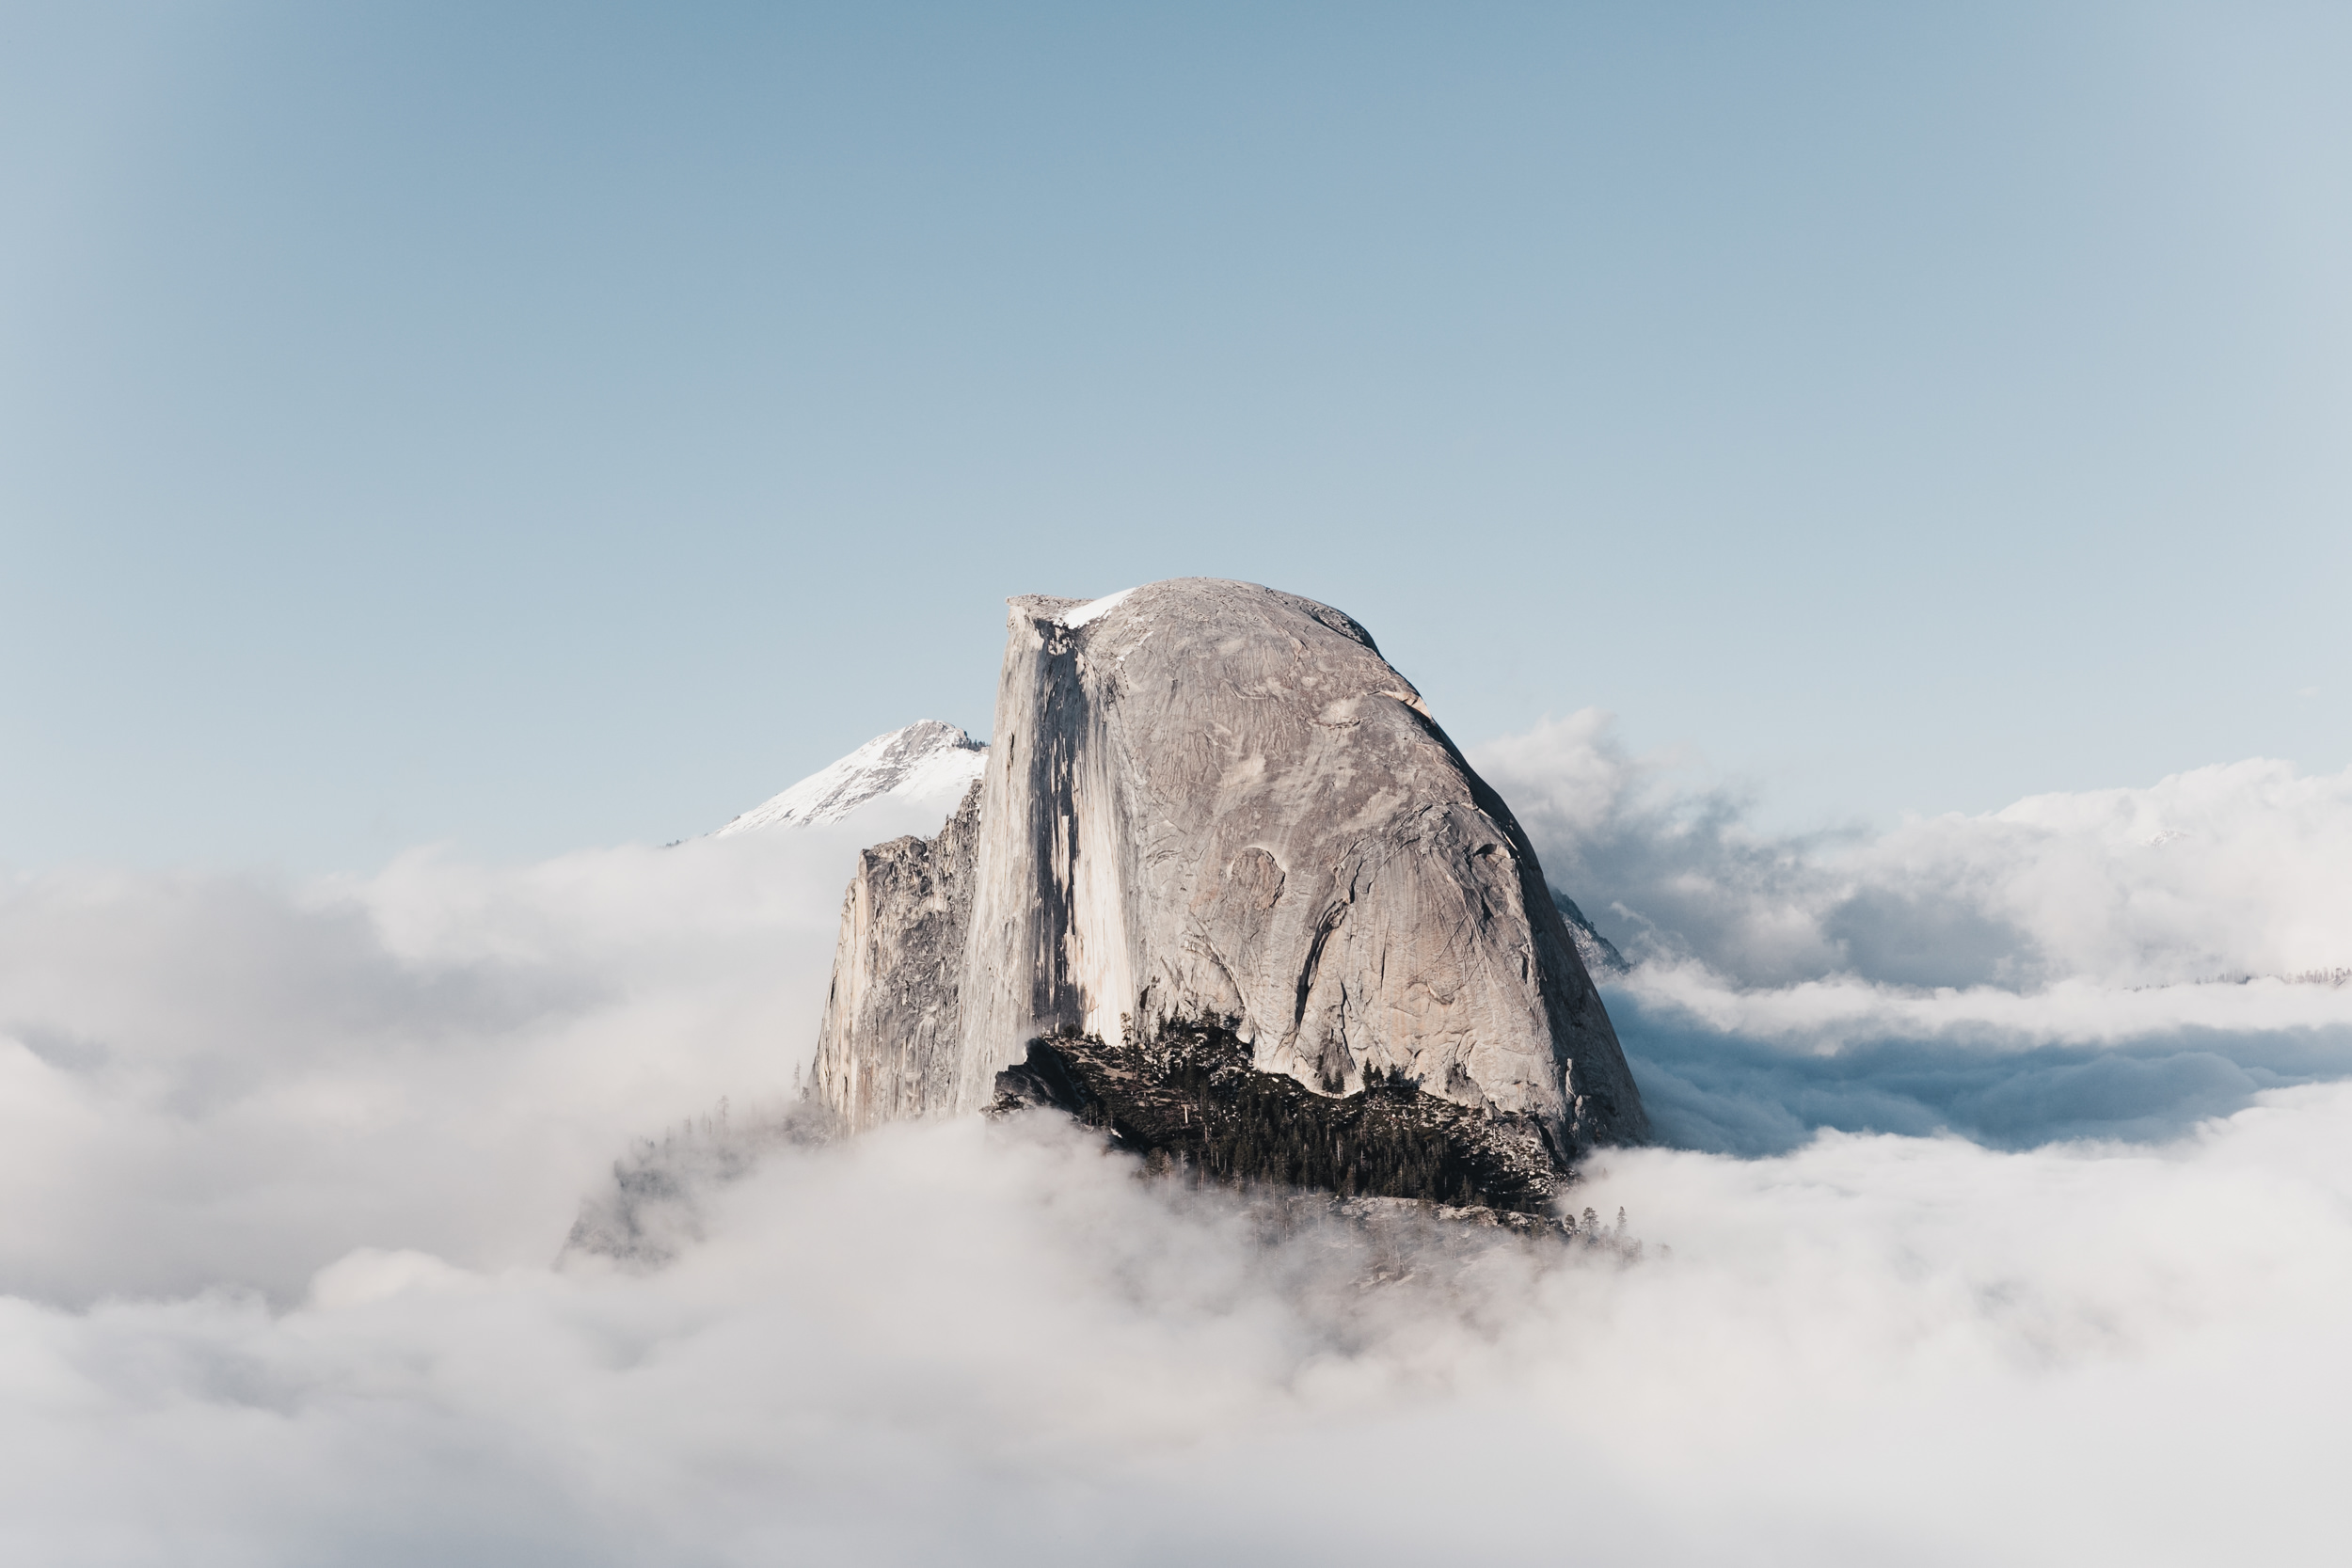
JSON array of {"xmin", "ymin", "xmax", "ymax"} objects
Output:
[{"xmin": 993, "ymin": 1021, "xmax": 1565, "ymax": 1214}]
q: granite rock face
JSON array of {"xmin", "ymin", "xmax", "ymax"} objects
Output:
[
  {"xmin": 805, "ymin": 578, "xmax": 1647, "ymax": 1162},
  {"xmin": 806, "ymin": 780, "xmax": 983, "ymax": 1133}
]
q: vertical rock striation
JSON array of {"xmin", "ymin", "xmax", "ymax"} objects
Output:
[
  {"xmin": 805, "ymin": 578, "xmax": 1647, "ymax": 1167},
  {"xmin": 805, "ymin": 780, "xmax": 982, "ymax": 1133}
]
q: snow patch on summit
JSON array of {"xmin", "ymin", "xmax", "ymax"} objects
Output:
[
  {"xmin": 1058, "ymin": 587, "xmax": 1137, "ymax": 629},
  {"xmin": 714, "ymin": 721, "xmax": 986, "ymax": 835}
]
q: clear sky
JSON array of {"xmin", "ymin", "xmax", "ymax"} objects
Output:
[{"xmin": 4, "ymin": 1, "xmax": 2346, "ymax": 870}]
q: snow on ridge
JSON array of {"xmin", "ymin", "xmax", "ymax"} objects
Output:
[
  {"xmin": 1058, "ymin": 586, "xmax": 1137, "ymax": 629},
  {"xmin": 713, "ymin": 721, "xmax": 986, "ymax": 835}
]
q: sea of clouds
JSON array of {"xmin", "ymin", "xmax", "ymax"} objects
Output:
[
  {"xmin": 2, "ymin": 717, "xmax": 2347, "ymax": 1564},
  {"xmin": 1477, "ymin": 715, "xmax": 2352, "ymax": 1157}
]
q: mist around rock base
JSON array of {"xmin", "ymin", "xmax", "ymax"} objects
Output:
[{"xmin": 3, "ymin": 715, "xmax": 2349, "ymax": 1563}]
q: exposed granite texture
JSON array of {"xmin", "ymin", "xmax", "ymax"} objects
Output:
[
  {"xmin": 804, "ymin": 577, "xmax": 1648, "ymax": 1163},
  {"xmin": 804, "ymin": 778, "xmax": 983, "ymax": 1133}
]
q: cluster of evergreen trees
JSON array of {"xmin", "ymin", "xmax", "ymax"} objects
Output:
[{"xmin": 1016, "ymin": 1021, "xmax": 1559, "ymax": 1213}]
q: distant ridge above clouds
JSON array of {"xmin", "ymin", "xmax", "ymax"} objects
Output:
[{"xmin": 713, "ymin": 721, "xmax": 985, "ymax": 835}]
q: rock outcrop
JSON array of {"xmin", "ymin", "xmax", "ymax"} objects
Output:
[
  {"xmin": 1553, "ymin": 890, "xmax": 1629, "ymax": 976},
  {"xmin": 805, "ymin": 782, "xmax": 983, "ymax": 1131},
  {"xmin": 805, "ymin": 578, "xmax": 1647, "ymax": 1171}
]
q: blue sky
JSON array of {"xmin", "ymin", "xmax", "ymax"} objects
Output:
[{"xmin": 4, "ymin": 1, "xmax": 2347, "ymax": 869}]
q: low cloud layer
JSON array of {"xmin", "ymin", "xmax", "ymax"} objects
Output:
[
  {"xmin": 2, "ymin": 743, "xmax": 2349, "ymax": 1561},
  {"xmin": 1477, "ymin": 712, "xmax": 2352, "ymax": 1153},
  {"xmin": 1473, "ymin": 711, "xmax": 2352, "ymax": 989},
  {"xmin": 6, "ymin": 1098, "xmax": 2348, "ymax": 1564},
  {"xmin": 1616, "ymin": 969, "xmax": 2352, "ymax": 1155},
  {"xmin": 0, "ymin": 831, "xmax": 859, "ymax": 1304}
]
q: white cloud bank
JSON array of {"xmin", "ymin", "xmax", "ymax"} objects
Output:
[
  {"xmin": 1473, "ymin": 711, "xmax": 2352, "ymax": 989},
  {"xmin": 0, "ymin": 831, "xmax": 856, "ymax": 1304},
  {"xmin": 1475, "ymin": 714, "xmax": 2352, "ymax": 1153},
  {"xmin": 1, "ymin": 733, "xmax": 2349, "ymax": 1562},
  {"xmin": 3, "ymin": 1101, "xmax": 2347, "ymax": 1564}
]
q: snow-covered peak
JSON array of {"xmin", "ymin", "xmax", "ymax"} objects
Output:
[{"xmin": 713, "ymin": 721, "xmax": 986, "ymax": 835}]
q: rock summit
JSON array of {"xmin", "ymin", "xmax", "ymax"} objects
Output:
[{"xmin": 805, "ymin": 578, "xmax": 1646, "ymax": 1202}]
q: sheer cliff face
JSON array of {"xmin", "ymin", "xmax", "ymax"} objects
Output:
[
  {"xmin": 810, "ymin": 578, "xmax": 1647, "ymax": 1154},
  {"xmin": 806, "ymin": 782, "xmax": 981, "ymax": 1134}
]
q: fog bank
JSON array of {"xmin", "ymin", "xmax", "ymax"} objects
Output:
[{"xmin": 1, "ymin": 739, "xmax": 2347, "ymax": 1561}]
